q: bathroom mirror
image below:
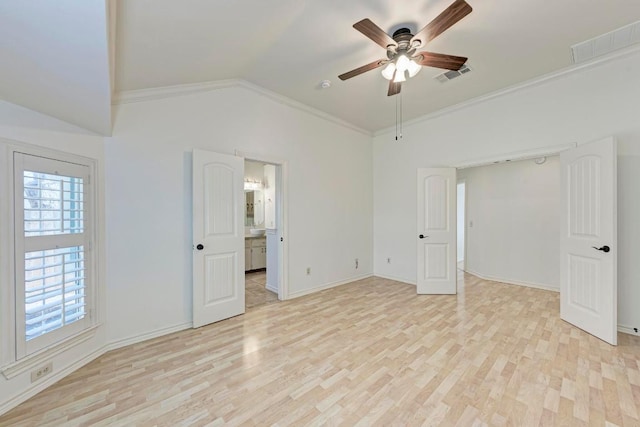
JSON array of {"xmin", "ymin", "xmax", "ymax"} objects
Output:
[
  {"xmin": 245, "ymin": 190, "xmax": 264, "ymax": 227},
  {"xmin": 245, "ymin": 191, "xmax": 254, "ymax": 226}
]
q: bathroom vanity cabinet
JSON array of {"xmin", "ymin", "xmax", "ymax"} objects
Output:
[{"xmin": 245, "ymin": 236, "xmax": 266, "ymax": 271}]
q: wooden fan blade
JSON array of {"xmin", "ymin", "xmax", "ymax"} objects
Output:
[
  {"xmin": 411, "ymin": 0, "xmax": 472, "ymax": 47},
  {"xmin": 353, "ymin": 19, "xmax": 397, "ymax": 49},
  {"xmin": 414, "ymin": 52, "xmax": 467, "ymax": 70},
  {"xmin": 338, "ymin": 59, "xmax": 387, "ymax": 81},
  {"xmin": 388, "ymin": 80, "xmax": 402, "ymax": 96}
]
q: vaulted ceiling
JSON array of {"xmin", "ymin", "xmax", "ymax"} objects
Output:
[
  {"xmin": 2, "ymin": 0, "xmax": 640, "ymax": 135},
  {"xmin": 0, "ymin": 1, "xmax": 112, "ymax": 135}
]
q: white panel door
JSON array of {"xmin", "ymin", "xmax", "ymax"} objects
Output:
[
  {"xmin": 193, "ymin": 149, "xmax": 245, "ymax": 328},
  {"xmin": 417, "ymin": 168, "xmax": 457, "ymax": 294},
  {"xmin": 560, "ymin": 138, "xmax": 617, "ymax": 345}
]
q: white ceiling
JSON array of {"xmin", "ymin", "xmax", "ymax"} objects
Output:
[
  {"xmin": 0, "ymin": 1, "xmax": 112, "ymax": 135},
  {"xmin": 3, "ymin": 1, "xmax": 640, "ymax": 134}
]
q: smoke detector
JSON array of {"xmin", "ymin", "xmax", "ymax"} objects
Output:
[{"xmin": 434, "ymin": 64, "xmax": 472, "ymax": 83}]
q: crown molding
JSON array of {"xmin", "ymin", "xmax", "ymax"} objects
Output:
[
  {"xmin": 236, "ymin": 81, "xmax": 371, "ymax": 136},
  {"xmin": 453, "ymin": 142, "xmax": 577, "ymax": 169},
  {"xmin": 373, "ymin": 43, "xmax": 640, "ymax": 137},
  {"xmin": 112, "ymin": 79, "xmax": 239, "ymax": 104},
  {"xmin": 113, "ymin": 79, "xmax": 371, "ymax": 137}
]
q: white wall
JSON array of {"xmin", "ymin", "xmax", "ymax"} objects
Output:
[
  {"xmin": 106, "ymin": 86, "xmax": 373, "ymax": 344},
  {"xmin": 0, "ymin": 101, "xmax": 106, "ymax": 413},
  {"xmin": 373, "ymin": 50, "xmax": 640, "ymax": 333},
  {"xmin": 458, "ymin": 157, "xmax": 561, "ymax": 290}
]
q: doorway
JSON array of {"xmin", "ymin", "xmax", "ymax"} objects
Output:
[
  {"xmin": 243, "ymin": 157, "xmax": 286, "ymax": 309},
  {"xmin": 192, "ymin": 149, "xmax": 288, "ymax": 328},
  {"xmin": 456, "ymin": 180, "xmax": 466, "ymax": 274}
]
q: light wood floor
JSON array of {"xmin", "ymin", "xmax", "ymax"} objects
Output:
[
  {"xmin": 2, "ymin": 273, "xmax": 639, "ymax": 426},
  {"xmin": 245, "ymin": 270, "xmax": 278, "ymax": 310}
]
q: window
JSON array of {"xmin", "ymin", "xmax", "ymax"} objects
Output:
[{"xmin": 14, "ymin": 153, "xmax": 94, "ymax": 358}]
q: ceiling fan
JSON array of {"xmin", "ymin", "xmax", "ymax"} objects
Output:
[{"xmin": 338, "ymin": 0, "xmax": 472, "ymax": 96}]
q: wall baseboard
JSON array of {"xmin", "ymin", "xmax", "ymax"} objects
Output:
[
  {"xmin": 0, "ymin": 346, "xmax": 105, "ymax": 416},
  {"xmin": 464, "ymin": 269, "xmax": 559, "ymax": 293},
  {"xmin": 105, "ymin": 322, "xmax": 193, "ymax": 353},
  {"xmin": 265, "ymin": 283, "xmax": 278, "ymax": 294},
  {"xmin": 287, "ymin": 273, "xmax": 373, "ymax": 299},
  {"xmin": 371, "ymin": 273, "xmax": 416, "ymax": 286},
  {"xmin": 618, "ymin": 324, "xmax": 640, "ymax": 337}
]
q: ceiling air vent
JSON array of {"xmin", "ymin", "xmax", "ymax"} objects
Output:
[
  {"xmin": 434, "ymin": 64, "xmax": 472, "ymax": 83},
  {"xmin": 571, "ymin": 20, "xmax": 640, "ymax": 64}
]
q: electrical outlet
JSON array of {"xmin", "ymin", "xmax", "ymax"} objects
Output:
[
  {"xmin": 30, "ymin": 362, "xmax": 53, "ymax": 383},
  {"xmin": 306, "ymin": 267, "xmax": 311, "ymax": 275},
  {"xmin": 387, "ymin": 257, "xmax": 391, "ymax": 264},
  {"xmin": 355, "ymin": 258, "xmax": 359, "ymax": 269}
]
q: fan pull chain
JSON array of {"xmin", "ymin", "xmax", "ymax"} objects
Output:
[
  {"xmin": 395, "ymin": 94, "xmax": 402, "ymax": 141},
  {"xmin": 395, "ymin": 95, "xmax": 398, "ymax": 141},
  {"xmin": 395, "ymin": 93, "xmax": 403, "ymax": 141}
]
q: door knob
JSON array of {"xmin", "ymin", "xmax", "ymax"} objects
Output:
[
  {"xmin": 419, "ymin": 234, "xmax": 428, "ymax": 239},
  {"xmin": 592, "ymin": 245, "xmax": 610, "ymax": 253},
  {"xmin": 196, "ymin": 244, "xmax": 204, "ymax": 250}
]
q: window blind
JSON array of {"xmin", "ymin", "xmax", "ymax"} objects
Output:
[{"xmin": 21, "ymin": 170, "xmax": 87, "ymax": 343}]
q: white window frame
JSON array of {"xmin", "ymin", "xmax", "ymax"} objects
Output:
[
  {"xmin": 0, "ymin": 143, "xmax": 98, "ymax": 370},
  {"xmin": 15, "ymin": 152, "xmax": 94, "ymax": 358}
]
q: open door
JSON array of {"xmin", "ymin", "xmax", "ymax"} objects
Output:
[
  {"xmin": 193, "ymin": 149, "xmax": 245, "ymax": 328},
  {"xmin": 417, "ymin": 168, "xmax": 457, "ymax": 294},
  {"xmin": 560, "ymin": 138, "xmax": 617, "ymax": 345}
]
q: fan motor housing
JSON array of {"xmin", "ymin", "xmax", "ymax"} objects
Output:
[
  {"xmin": 392, "ymin": 27, "xmax": 413, "ymax": 42},
  {"xmin": 388, "ymin": 28, "xmax": 414, "ymax": 59}
]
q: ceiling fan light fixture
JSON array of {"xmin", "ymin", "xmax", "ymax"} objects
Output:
[
  {"xmin": 381, "ymin": 62, "xmax": 396, "ymax": 80},
  {"xmin": 395, "ymin": 54, "xmax": 411, "ymax": 73},
  {"xmin": 393, "ymin": 54, "xmax": 421, "ymax": 79},
  {"xmin": 407, "ymin": 59, "xmax": 422, "ymax": 78},
  {"xmin": 393, "ymin": 69, "xmax": 407, "ymax": 83}
]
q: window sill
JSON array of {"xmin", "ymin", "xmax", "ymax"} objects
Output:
[{"xmin": 1, "ymin": 324, "xmax": 101, "ymax": 380}]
